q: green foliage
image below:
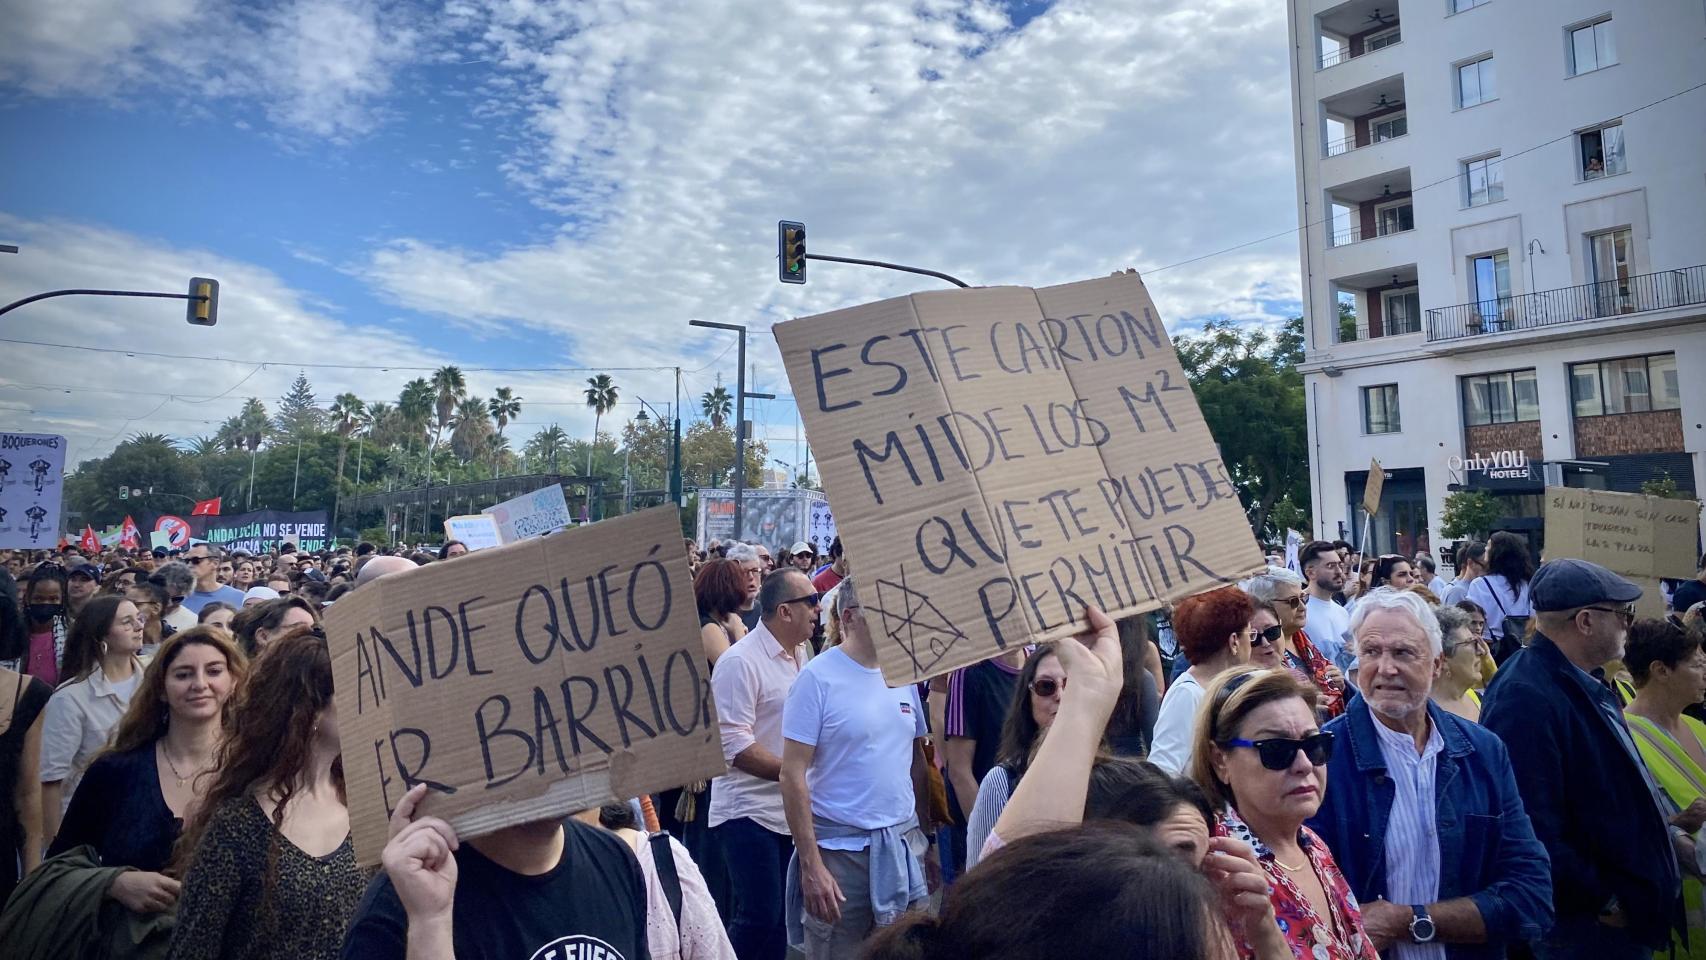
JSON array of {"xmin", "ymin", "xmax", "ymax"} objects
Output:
[
  {"xmin": 1641, "ymin": 471, "xmax": 1688, "ymax": 500},
  {"xmin": 1439, "ymin": 490, "xmax": 1506, "ymax": 539},
  {"xmin": 1173, "ymin": 315, "xmax": 1310, "ymax": 538},
  {"xmin": 701, "ymin": 386, "xmax": 732, "ymax": 428},
  {"xmin": 274, "ymin": 372, "xmax": 326, "ymax": 437}
]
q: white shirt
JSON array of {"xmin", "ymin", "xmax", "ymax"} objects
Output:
[
  {"xmin": 1305, "ymin": 594, "xmax": 1352, "ymax": 667},
  {"xmin": 1427, "ymin": 575, "xmax": 1449, "ymax": 597},
  {"xmin": 40, "ymin": 661, "xmax": 143, "ymax": 812},
  {"xmin": 1372, "ymin": 713, "xmax": 1446, "ymax": 960},
  {"xmin": 1465, "ymin": 575, "xmax": 1531, "ymax": 643},
  {"xmin": 708, "ymin": 621, "xmax": 801, "ymax": 834},
  {"xmin": 782, "ymin": 647, "xmax": 926, "ymax": 850},
  {"xmin": 1148, "ymin": 671, "xmax": 1205, "ymax": 774}
]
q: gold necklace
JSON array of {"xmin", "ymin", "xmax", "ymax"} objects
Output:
[
  {"xmin": 1272, "ymin": 853, "xmax": 1308, "ymax": 872},
  {"xmin": 161, "ymin": 743, "xmax": 210, "ymax": 786}
]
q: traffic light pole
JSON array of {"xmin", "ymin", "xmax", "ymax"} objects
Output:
[
  {"xmin": 802, "ymin": 254, "xmax": 970, "ymax": 288},
  {"xmin": 0, "ymin": 287, "xmax": 209, "ymax": 318},
  {"xmin": 688, "ymin": 320, "xmax": 773, "ymax": 540}
]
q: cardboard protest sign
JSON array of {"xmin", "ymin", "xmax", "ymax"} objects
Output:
[
  {"xmin": 324, "ymin": 506, "xmax": 724, "ymax": 865},
  {"xmin": 444, "ymin": 514, "xmax": 502, "ymax": 551},
  {"xmin": 1543, "ymin": 486, "xmax": 1702, "ymax": 618},
  {"xmin": 775, "ymin": 273, "xmax": 1267, "ymax": 685},
  {"xmin": 1362, "ymin": 459, "xmax": 1385, "ymax": 517},
  {"xmin": 484, "ymin": 483, "xmax": 572, "ymax": 543}
]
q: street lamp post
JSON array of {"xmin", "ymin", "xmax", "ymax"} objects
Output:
[
  {"xmin": 634, "ymin": 396, "xmax": 681, "ymax": 510},
  {"xmin": 687, "ymin": 321, "xmax": 773, "ymax": 540}
]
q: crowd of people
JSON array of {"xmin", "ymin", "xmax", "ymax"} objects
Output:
[{"xmin": 0, "ymin": 526, "xmax": 1702, "ymax": 960}]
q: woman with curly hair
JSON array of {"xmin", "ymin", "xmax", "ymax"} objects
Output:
[
  {"xmin": 49, "ymin": 626, "xmax": 247, "ymax": 913},
  {"xmin": 167, "ymin": 627, "xmax": 364, "ymax": 960}
]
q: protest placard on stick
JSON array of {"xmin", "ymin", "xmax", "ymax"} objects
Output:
[
  {"xmin": 324, "ymin": 506, "xmax": 724, "ymax": 865},
  {"xmin": 1543, "ymin": 486, "xmax": 1702, "ymax": 618},
  {"xmin": 775, "ymin": 272, "xmax": 1267, "ymax": 685}
]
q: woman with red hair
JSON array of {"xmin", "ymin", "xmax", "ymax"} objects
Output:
[{"xmin": 1148, "ymin": 586, "xmax": 1256, "ymax": 774}]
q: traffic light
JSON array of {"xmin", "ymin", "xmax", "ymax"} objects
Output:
[
  {"xmin": 187, "ymin": 277, "xmax": 219, "ymax": 326},
  {"xmin": 778, "ymin": 221, "xmax": 806, "ymax": 284}
]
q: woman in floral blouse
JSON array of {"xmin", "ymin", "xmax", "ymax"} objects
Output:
[{"xmin": 1191, "ymin": 666, "xmax": 1376, "ymax": 960}]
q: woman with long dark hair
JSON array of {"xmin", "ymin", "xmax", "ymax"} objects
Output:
[
  {"xmin": 963, "ymin": 645, "xmax": 1065, "ymax": 868},
  {"xmin": 0, "ymin": 568, "xmax": 51, "ymax": 905},
  {"xmin": 167, "ymin": 627, "xmax": 364, "ymax": 960},
  {"xmin": 1465, "ymin": 531, "xmax": 1535, "ymax": 660},
  {"xmin": 48, "ymin": 626, "xmax": 247, "ymax": 913},
  {"xmin": 40, "ymin": 593, "xmax": 145, "ymax": 843}
]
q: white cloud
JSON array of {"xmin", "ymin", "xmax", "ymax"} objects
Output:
[
  {"xmin": 0, "ymin": 0, "xmax": 422, "ymax": 139},
  {"xmin": 356, "ymin": 0, "xmax": 1303, "ymax": 392}
]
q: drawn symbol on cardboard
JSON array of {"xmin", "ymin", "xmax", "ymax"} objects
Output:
[{"xmin": 871, "ymin": 569, "xmax": 965, "ymax": 677}]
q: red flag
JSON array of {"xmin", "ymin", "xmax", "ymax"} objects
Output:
[
  {"xmin": 119, "ymin": 515, "xmax": 141, "ymax": 550},
  {"xmin": 191, "ymin": 497, "xmax": 222, "ymax": 516},
  {"xmin": 79, "ymin": 525, "xmax": 101, "ymax": 553}
]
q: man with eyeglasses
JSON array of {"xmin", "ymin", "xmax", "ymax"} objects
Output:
[
  {"xmin": 1482, "ymin": 559, "xmax": 1682, "ymax": 959},
  {"xmin": 780, "ymin": 576, "xmax": 933, "ymax": 957},
  {"xmin": 179, "ymin": 543, "xmax": 246, "ymax": 616},
  {"xmin": 1311, "ymin": 587, "xmax": 1551, "ymax": 959},
  {"xmin": 710, "ymin": 567, "xmax": 816, "ymax": 960}
]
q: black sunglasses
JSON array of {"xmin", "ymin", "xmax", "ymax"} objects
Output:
[
  {"xmin": 781, "ymin": 592, "xmax": 822, "ymax": 609},
  {"xmin": 1223, "ymin": 731, "xmax": 1336, "ymax": 770},
  {"xmin": 1583, "ymin": 605, "xmax": 1635, "ymax": 625},
  {"xmin": 1029, "ymin": 677, "xmax": 1066, "ymax": 697},
  {"xmin": 1252, "ymin": 625, "xmax": 1283, "ymax": 647}
]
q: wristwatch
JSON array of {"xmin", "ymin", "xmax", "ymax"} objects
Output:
[{"xmin": 1409, "ymin": 905, "xmax": 1437, "ymax": 943}]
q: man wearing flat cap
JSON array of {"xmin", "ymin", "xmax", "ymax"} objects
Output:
[{"xmin": 1481, "ymin": 558, "xmax": 1683, "ymax": 959}]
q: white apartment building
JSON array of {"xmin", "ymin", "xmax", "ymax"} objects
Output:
[{"xmin": 1287, "ymin": 0, "xmax": 1706, "ymax": 565}]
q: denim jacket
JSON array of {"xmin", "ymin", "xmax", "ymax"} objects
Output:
[{"xmin": 1309, "ymin": 697, "xmax": 1553, "ymax": 958}]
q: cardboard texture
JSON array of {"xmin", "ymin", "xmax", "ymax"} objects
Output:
[
  {"xmin": 444, "ymin": 514, "xmax": 503, "ymax": 551},
  {"xmin": 324, "ymin": 506, "xmax": 724, "ymax": 865},
  {"xmin": 1543, "ymin": 487, "xmax": 1702, "ymax": 618},
  {"xmin": 1362, "ymin": 459, "xmax": 1385, "ymax": 517},
  {"xmin": 483, "ymin": 483, "xmax": 573, "ymax": 543},
  {"xmin": 775, "ymin": 273, "xmax": 1267, "ymax": 685}
]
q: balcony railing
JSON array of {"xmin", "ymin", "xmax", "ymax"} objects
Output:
[
  {"xmin": 1329, "ymin": 221, "xmax": 1413, "ymax": 247},
  {"xmin": 1320, "ymin": 34, "xmax": 1400, "ymax": 69},
  {"xmin": 1425, "ymin": 265, "xmax": 1706, "ymax": 342},
  {"xmin": 1325, "ymin": 131, "xmax": 1405, "ymax": 158}
]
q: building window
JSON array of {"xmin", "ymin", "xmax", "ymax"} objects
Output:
[
  {"xmin": 1571, "ymin": 353, "xmax": 1682, "ymax": 416},
  {"xmin": 1589, "ymin": 228, "xmax": 1633, "ymax": 314},
  {"xmin": 1375, "ymin": 199, "xmax": 1413, "ymax": 236},
  {"xmin": 1458, "ymin": 56, "xmax": 1497, "ymax": 107},
  {"xmin": 1453, "ymin": 0, "xmax": 1490, "ymax": 12},
  {"xmin": 1367, "ymin": 26, "xmax": 1402, "ymax": 50},
  {"xmin": 1570, "ymin": 18, "xmax": 1615, "ymax": 75},
  {"xmin": 1462, "ymin": 369, "xmax": 1539, "ymax": 425},
  {"xmin": 1471, "ymin": 251, "xmax": 1511, "ymax": 331},
  {"xmin": 1372, "ymin": 113, "xmax": 1407, "ymax": 142},
  {"xmin": 1382, "ymin": 288, "xmax": 1422, "ymax": 335},
  {"xmin": 1578, "ymin": 122, "xmax": 1625, "ymax": 179},
  {"xmin": 1463, "ymin": 154, "xmax": 1504, "ymax": 206},
  {"xmin": 1363, "ymin": 384, "xmax": 1402, "ymax": 434}
]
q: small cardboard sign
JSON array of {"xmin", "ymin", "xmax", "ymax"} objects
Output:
[
  {"xmin": 324, "ymin": 506, "xmax": 724, "ymax": 865},
  {"xmin": 775, "ymin": 273, "xmax": 1267, "ymax": 685},
  {"xmin": 149, "ymin": 531, "xmax": 172, "ymax": 550},
  {"xmin": 483, "ymin": 483, "xmax": 572, "ymax": 543},
  {"xmin": 1543, "ymin": 486, "xmax": 1702, "ymax": 618},
  {"xmin": 1362, "ymin": 459, "xmax": 1385, "ymax": 517},
  {"xmin": 443, "ymin": 514, "xmax": 502, "ymax": 551}
]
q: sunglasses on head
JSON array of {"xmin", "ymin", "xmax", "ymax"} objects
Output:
[
  {"xmin": 1029, "ymin": 676, "xmax": 1066, "ymax": 697},
  {"xmin": 1223, "ymin": 731, "xmax": 1336, "ymax": 770}
]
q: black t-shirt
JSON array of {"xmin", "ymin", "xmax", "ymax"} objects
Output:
[
  {"xmin": 1673, "ymin": 578, "xmax": 1706, "ymax": 615},
  {"xmin": 944, "ymin": 657, "xmax": 1022, "ymax": 785},
  {"xmin": 341, "ymin": 819, "xmax": 651, "ymax": 960}
]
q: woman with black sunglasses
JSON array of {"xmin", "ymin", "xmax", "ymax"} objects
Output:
[
  {"xmin": 962, "ymin": 644, "xmax": 1066, "ymax": 869},
  {"xmin": 1191, "ymin": 667, "xmax": 1376, "ymax": 960}
]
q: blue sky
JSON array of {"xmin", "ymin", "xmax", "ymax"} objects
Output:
[{"xmin": 0, "ymin": 0, "xmax": 1303, "ymax": 469}]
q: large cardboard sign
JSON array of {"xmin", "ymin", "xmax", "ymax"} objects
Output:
[
  {"xmin": 1543, "ymin": 486, "xmax": 1702, "ymax": 618},
  {"xmin": 484, "ymin": 483, "xmax": 572, "ymax": 543},
  {"xmin": 775, "ymin": 273, "xmax": 1266, "ymax": 684},
  {"xmin": 0, "ymin": 433, "xmax": 66, "ymax": 549},
  {"xmin": 324, "ymin": 506, "xmax": 724, "ymax": 865}
]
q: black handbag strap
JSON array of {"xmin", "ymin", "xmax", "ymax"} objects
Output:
[{"xmin": 649, "ymin": 831, "xmax": 683, "ymax": 926}]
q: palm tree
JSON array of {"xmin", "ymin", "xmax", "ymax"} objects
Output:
[
  {"xmin": 701, "ymin": 386, "xmax": 732, "ymax": 429},
  {"xmin": 329, "ymin": 392, "xmax": 365, "ymax": 488},
  {"xmin": 128, "ymin": 432, "xmax": 174, "ymax": 448},
  {"xmin": 527, "ymin": 425, "xmax": 569, "ymax": 474},
  {"xmin": 430, "ymin": 366, "xmax": 467, "ymax": 452},
  {"xmin": 488, "ymin": 387, "xmax": 522, "ymax": 474},
  {"xmin": 182, "ymin": 435, "xmax": 222, "ymax": 456},
  {"xmin": 214, "ymin": 418, "xmax": 244, "ymax": 452},
  {"xmin": 450, "ymin": 396, "xmax": 493, "ymax": 463},
  {"xmin": 398, "ymin": 378, "xmax": 436, "ymax": 471},
  {"xmin": 583, "ymin": 374, "xmax": 619, "ymax": 476},
  {"xmin": 363, "ymin": 401, "xmax": 396, "ymax": 447},
  {"xmin": 235, "ymin": 398, "xmax": 270, "ymax": 452}
]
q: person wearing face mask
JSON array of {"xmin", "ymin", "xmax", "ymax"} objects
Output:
[
  {"xmin": 1309, "ymin": 588, "xmax": 1552, "ymax": 959},
  {"xmin": 963, "ymin": 645, "xmax": 1067, "ymax": 869},
  {"xmin": 168, "ymin": 628, "xmax": 364, "ymax": 960},
  {"xmin": 12, "ymin": 565, "xmax": 71, "ymax": 687},
  {"xmin": 1150, "ymin": 587, "xmax": 1257, "ymax": 775},
  {"xmin": 48, "ymin": 627, "xmax": 248, "ymax": 914},
  {"xmin": 39, "ymin": 594, "xmax": 147, "ymax": 844}
]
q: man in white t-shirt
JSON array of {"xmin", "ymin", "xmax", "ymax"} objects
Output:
[
  {"xmin": 781, "ymin": 575, "xmax": 931, "ymax": 959},
  {"xmin": 1301, "ymin": 540, "xmax": 1353, "ymax": 670}
]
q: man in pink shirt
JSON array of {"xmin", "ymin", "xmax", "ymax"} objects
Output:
[{"xmin": 709, "ymin": 568, "xmax": 819, "ymax": 960}]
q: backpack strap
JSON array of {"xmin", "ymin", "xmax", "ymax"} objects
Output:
[{"xmin": 649, "ymin": 831, "xmax": 683, "ymax": 926}]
